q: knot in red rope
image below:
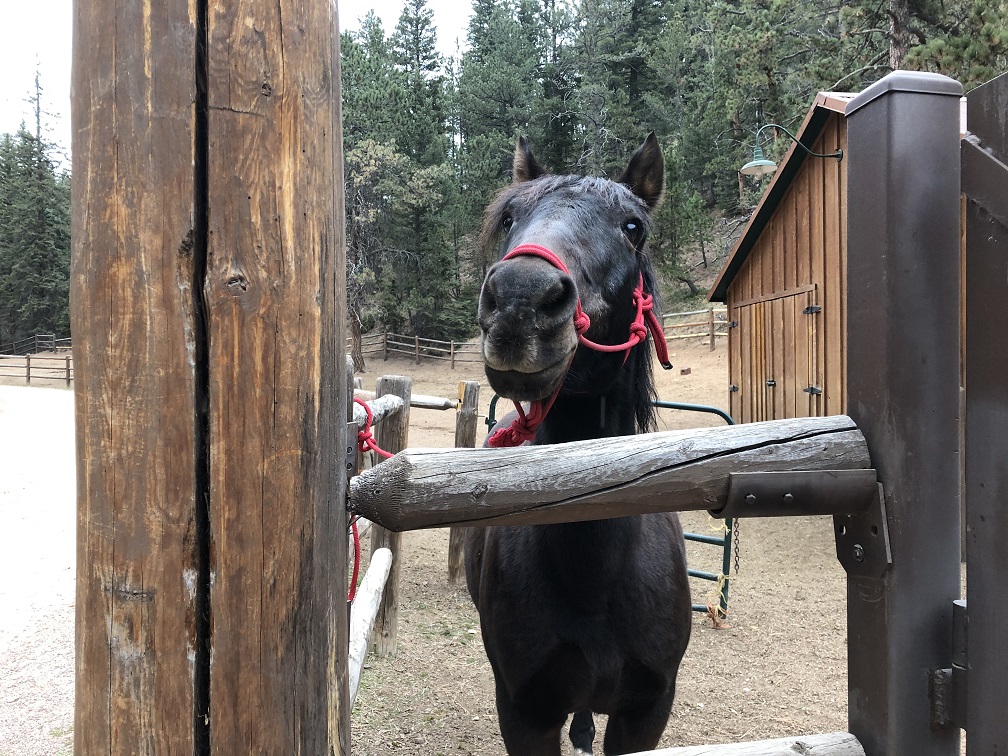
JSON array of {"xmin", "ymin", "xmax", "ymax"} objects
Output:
[{"xmin": 354, "ymin": 397, "xmax": 393, "ymax": 460}]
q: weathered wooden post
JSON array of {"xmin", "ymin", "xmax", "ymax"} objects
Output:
[
  {"xmin": 844, "ymin": 71, "xmax": 963, "ymax": 755},
  {"xmin": 707, "ymin": 307, "xmax": 716, "ymax": 351},
  {"xmin": 370, "ymin": 375, "xmax": 412, "ymax": 656},
  {"xmin": 25, "ymin": 353, "xmax": 30, "ymax": 384},
  {"xmin": 65, "ymin": 355, "xmax": 71, "ymax": 386},
  {"xmin": 71, "ymin": 1, "xmax": 349, "ymax": 753},
  {"xmin": 448, "ymin": 381, "xmax": 481, "ymax": 582}
]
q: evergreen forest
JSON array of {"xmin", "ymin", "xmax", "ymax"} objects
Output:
[
  {"xmin": 341, "ymin": 0, "xmax": 1006, "ymax": 363},
  {"xmin": 1, "ymin": 1, "xmax": 1004, "ymax": 355}
]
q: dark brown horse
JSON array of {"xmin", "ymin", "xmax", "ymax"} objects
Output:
[{"xmin": 465, "ymin": 135, "xmax": 692, "ymax": 755}]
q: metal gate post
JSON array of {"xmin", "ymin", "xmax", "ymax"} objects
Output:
[
  {"xmin": 962, "ymin": 71, "xmax": 1008, "ymax": 754},
  {"xmin": 845, "ymin": 72, "xmax": 963, "ymax": 755}
]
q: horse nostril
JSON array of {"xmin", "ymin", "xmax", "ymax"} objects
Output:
[{"xmin": 540, "ymin": 275, "xmax": 577, "ymax": 323}]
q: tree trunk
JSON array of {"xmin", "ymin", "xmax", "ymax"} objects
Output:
[{"xmin": 351, "ymin": 309, "xmax": 365, "ymax": 373}]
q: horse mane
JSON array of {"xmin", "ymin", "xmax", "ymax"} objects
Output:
[{"xmin": 632, "ymin": 255, "xmax": 660, "ymax": 435}]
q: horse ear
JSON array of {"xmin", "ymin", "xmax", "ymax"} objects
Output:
[
  {"xmin": 619, "ymin": 132, "xmax": 665, "ymax": 209},
  {"xmin": 513, "ymin": 136, "xmax": 547, "ymax": 183}
]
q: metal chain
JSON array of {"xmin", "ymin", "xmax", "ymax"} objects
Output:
[{"xmin": 733, "ymin": 518, "xmax": 741, "ymax": 574}]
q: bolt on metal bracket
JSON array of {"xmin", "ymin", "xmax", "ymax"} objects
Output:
[{"xmin": 833, "ymin": 482, "xmax": 892, "ymax": 578}]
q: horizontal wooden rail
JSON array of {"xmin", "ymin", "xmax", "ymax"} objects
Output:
[
  {"xmin": 350, "ymin": 415, "xmax": 870, "ymax": 531},
  {"xmin": 348, "ymin": 547, "xmax": 393, "ymax": 709},
  {"xmin": 351, "ymin": 394, "xmax": 405, "ymax": 427},
  {"xmin": 632, "ymin": 731, "xmax": 864, "ymax": 755},
  {"xmin": 355, "ymin": 389, "xmax": 457, "ymax": 411}
]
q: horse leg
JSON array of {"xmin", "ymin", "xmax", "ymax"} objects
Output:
[
  {"xmin": 600, "ymin": 695, "xmax": 675, "ymax": 755},
  {"xmin": 494, "ymin": 680, "xmax": 566, "ymax": 756},
  {"xmin": 569, "ymin": 710, "xmax": 595, "ymax": 755}
]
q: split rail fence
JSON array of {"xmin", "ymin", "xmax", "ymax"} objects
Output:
[{"xmin": 352, "ymin": 306, "xmax": 730, "ymax": 369}]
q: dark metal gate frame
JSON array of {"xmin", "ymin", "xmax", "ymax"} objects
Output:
[{"xmin": 961, "ymin": 71, "xmax": 1008, "ymax": 754}]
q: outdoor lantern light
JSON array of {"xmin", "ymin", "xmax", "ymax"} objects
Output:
[{"xmin": 740, "ymin": 123, "xmax": 843, "ymax": 176}]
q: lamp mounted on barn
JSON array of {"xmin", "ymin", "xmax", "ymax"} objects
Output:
[{"xmin": 740, "ymin": 123, "xmax": 844, "ymax": 176}]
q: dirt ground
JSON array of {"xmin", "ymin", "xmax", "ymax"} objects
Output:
[
  {"xmin": 0, "ymin": 337, "xmax": 963, "ymax": 754},
  {"xmin": 350, "ymin": 338, "xmax": 852, "ymax": 755}
]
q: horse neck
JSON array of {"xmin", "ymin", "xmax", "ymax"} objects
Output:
[
  {"xmin": 535, "ymin": 368, "xmax": 641, "ymax": 444},
  {"xmin": 532, "ymin": 359, "xmax": 646, "ymax": 564}
]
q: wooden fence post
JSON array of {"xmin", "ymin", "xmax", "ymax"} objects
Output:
[
  {"xmin": 450, "ymin": 340, "xmax": 455, "ymax": 369},
  {"xmin": 708, "ymin": 308, "xmax": 716, "ymax": 351},
  {"xmin": 25, "ymin": 354, "xmax": 30, "ymax": 384},
  {"xmin": 71, "ymin": 1, "xmax": 349, "ymax": 753},
  {"xmin": 65, "ymin": 355, "xmax": 71, "ymax": 386},
  {"xmin": 383, "ymin": 331, "xmax": 388, "ymax": 361},
  {"xmin": 370, "ymin": 375, "xmax": 412, "ymax": 656},
  {"xmin": 414, "ymin": 334, "xmax": 420, "ymax": 364},
  {"xmin": 448, "ymin": 381, "xmax": 481, "ymax": 582}
]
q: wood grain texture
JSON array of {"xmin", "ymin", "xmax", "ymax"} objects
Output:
[
  {"xmin": 448, "ymin": 381, "xmax": 480, "ymax": 583},
  {"xmin": 203, "ymin": 0, "xmax": 347, "ymax": 752},
  {"xmin": 627, "ymin": 731, "xmax": 864, "ymax": 755},
  {"xmin": 350, "ymin": 416, "xmax": 870, "ymax": 531},
  {"xmin": 348, "ymin": 548, "xmax": 393, "ymax": 708},
  {"xmin": 71, "ymin": 1, "xmax": 198, "ymax": 752},
  {"xmin": 369, "ymin": 376, "xmax": 411, "ymax": 657}
]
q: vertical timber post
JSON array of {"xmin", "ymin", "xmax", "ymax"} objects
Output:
[
  {"xmin": 963, "ymin": 71, "xmax": 1008, "ymax": 754},
  {"xmin": 448, "ymin": 381, "xmax": 480, "ymax": 582},
  {"xmin": 71, "ymin": 1, "xmax": 349, "ymax": 753},
  {"xmin": 845, "ymin": 71, "xmax": 963, "ymax": 756},
  {"xmin": 370, "ymin": 375, "xmax": 412, "ymax": 656}
]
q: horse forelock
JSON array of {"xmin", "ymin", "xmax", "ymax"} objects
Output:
[{"xmin": 479, "ymin": 175, "xmax": 653, "ymax": 261}]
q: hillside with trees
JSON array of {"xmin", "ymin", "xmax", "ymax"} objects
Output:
[
  {"xmin": 1, "ymin": 2, "xmax": 1003, "ymax": 357},
  {"xmin": 341, "ymin": 0, "xmax": 1006, "ymax": 364}
]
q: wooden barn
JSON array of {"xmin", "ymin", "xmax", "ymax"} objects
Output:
[
  {"xmin": 709, "ymin": 78, "xmax": 970, "ymax": 425},
  {"xmin": 708, "ymin": 92, "xmax": 854, "ymax": 423}
]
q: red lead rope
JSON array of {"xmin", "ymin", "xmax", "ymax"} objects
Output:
[
  {"xmin": 487, "ymin": 243, "xmax": 671, "ymax": 449},
  {"xmin": 349, "ymin": 397, "xmax": 393, "ymax": 602}
]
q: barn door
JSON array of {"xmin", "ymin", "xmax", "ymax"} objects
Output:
[{"xmin": 732, "ymin": 289, "xmax": 819, "ymax": 422}]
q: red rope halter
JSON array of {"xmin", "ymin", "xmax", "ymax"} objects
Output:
[{"xmin": 486, "ymin": 243, "xmax": 671, "ymax": 448}]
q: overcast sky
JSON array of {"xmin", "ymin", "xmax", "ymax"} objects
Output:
[{"xmin": 0, "ymin": 1, "xmax": 470, "ymax": 168}]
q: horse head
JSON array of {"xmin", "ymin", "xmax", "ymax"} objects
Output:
[{"xmin": 478, "ymin": 134, "xmax": 669, "ymax": 439}]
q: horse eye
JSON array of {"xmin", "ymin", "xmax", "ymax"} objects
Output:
[
  {"xmin": 623, "ymin": 218, "xmax": 644, "ymax": 246},
  {"xmin": 501, "ymin": 213, "xmax": 513, "ymax": 233}
]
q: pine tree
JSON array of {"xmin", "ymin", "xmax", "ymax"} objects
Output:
[{"xmin": 0, "ymin": 75, "xmax": 71, "ymax": 346}]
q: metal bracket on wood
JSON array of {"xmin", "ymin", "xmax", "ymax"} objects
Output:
[
  {"xmin": 833, "ymin": 482, "xmax": 892, "ymax": 578},
  {"xmin": 346, "ymin": 421, "xmax": 359, "ymax": 503},
  {"xmin": 930, "ymin": 599, "xmax": 968, "ymax": 730},
  {"xmin": 729, "ymin": 385, "xmax": 739, "ymax": 392},
  {"xmin": 766, "ymin": 379, "xmax": 776, "ymax": 387},
  {"xmin": 803, "ymin": 305, "xmax": 822, "ymax": 314},
  {"xmin": 728, "ymin": 320, "xmax": 738, "ymax": 328},
  {"xmin": 803, "ymin": 386, "xmax": 822, "ymax": 395},
  {"xmin": 711, "ymin": 469, "xmax": 879, "ymax": 519}
]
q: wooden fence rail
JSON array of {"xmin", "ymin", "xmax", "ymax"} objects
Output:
[
  {"xmin": 0, "ymin": 354, "xmax": 74, "ymax": 385},
  {"xmin": 350, "ymin": 415, "xmax": 870, "ymax": 531}
]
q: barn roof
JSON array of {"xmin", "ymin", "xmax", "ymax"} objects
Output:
[{"xmin": 707, "ymin": 92, "xmax": 855, "ymax": 303}]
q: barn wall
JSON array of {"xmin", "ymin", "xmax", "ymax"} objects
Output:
[{"xmin": 727, "ymin": 112, "xmax": 848, "ymax": 423}]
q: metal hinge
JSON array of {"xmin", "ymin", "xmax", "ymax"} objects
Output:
[
  {"xmin": 803, "ymin": 386, "xmax": 822, "ymax": 395},
  {"xmin": 930, "ymin": 600, "xmax": 968, "ymax": 730},
  {"xmin": 766, "ymin": 379, "xmax": 776, "ymax": 387},
  {"xmin": 728, "ymin": 320, "xmax": 739, "ymax": 328},
  {"xmin": 803, "ymin": 305, "xmax": 822, "ymax": 315},
  {"xmin": 729, "ymin": 385, "xmax": 739, "ymax": 392}
]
